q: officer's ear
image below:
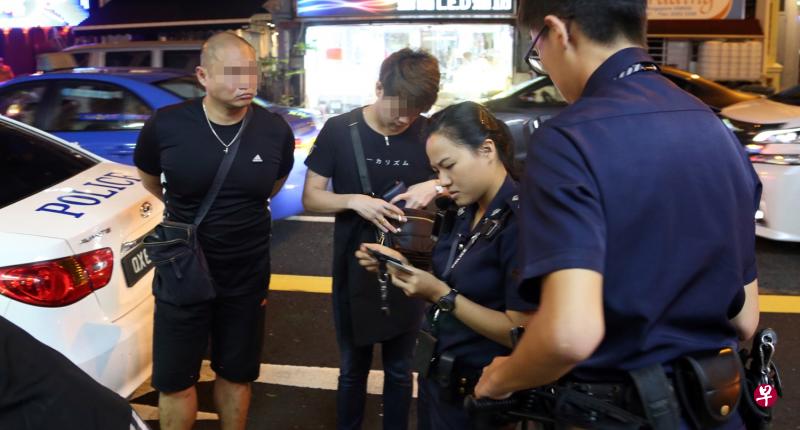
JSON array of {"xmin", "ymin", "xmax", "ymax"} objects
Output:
[
  {"xmin": 543, "ymin": 14, "xmax": 571, "ymax": 51},
  {"xmin": 478, "ymin": 138, "xmax": 497, "ymax": 159},
  {"xmin": 375, "ymin": 81, "xmax": 384, "ymax": 99}
]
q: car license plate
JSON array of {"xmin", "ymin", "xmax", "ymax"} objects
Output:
[{"xmin": 121, "ymin": 242, "xmax": 154, "ymax": 288}]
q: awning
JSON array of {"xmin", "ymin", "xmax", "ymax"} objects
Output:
[
  {"xmin": 75, "ymin": 0, "xmax": 270, "ymax": 32},
  {"xmin": 648, "ymin": 19, "xmax": 764, "ymax": 39}
]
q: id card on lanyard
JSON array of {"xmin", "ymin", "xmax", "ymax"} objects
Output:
[{"xmin": 412, "ymin": 205, "xmax": 511, "ymax": 377}]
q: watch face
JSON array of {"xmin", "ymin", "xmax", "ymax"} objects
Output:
[{"xmin": 438, "ymin": 292, "xmax": 455, "ymax": 312}]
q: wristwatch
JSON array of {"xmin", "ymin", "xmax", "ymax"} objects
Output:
[{"xmin": 437, "ymin": 288, "xmax": 459, "ymax": 313}]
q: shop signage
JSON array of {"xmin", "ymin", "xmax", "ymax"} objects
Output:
[
  {"xmin": 647, "ymin": 0, "xmax": 746, "ymax": 20},
  {"xmin": 297, "ymin": 0, "xmax": 514, "ymax": 18}
]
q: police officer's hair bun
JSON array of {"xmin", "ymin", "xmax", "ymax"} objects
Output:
[{"xmin": 426, "ymin": 101, "xmax": 519, "ymax": 180}]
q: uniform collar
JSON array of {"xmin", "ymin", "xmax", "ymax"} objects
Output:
[
  {"xmin": 458, "ymin": 175, "xmax": 519, "ymax": 221},
  {"xmin": 582, "ymin": 47, "xmax": 654, "ymax": 98}
]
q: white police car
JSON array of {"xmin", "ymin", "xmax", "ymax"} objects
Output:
[
  {"xmin": 721, "ymin": 93, "xmax": 800, "ymax": 242},
  {"xmin": 0, "ymin": 114, "xmax": 161, "ymax": 396}
]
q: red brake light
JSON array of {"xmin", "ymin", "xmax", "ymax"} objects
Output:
[
  {"xmin": 0, "ymin": 248, "xmax": 114, "ymax": 307},
  {"xmin": 294, "ymin": 138, "xmax": 302, "ymax": 149}
]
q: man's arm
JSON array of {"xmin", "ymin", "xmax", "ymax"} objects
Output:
[
  {"xmin": 731, "ymin": 280, "xmax": 760, "ymax": 342},
  {"xmin": 136, "ymin": 169, "xmax": 163, "ymax": 201},
  {"xmin": 271, "ymin": 175, "xmax": 288, "ymax": 198},
  {"xmin": 475, "ymin": 269, "xmax": 605, "ymax": 398},
  {"xmin": 301, "ymin": 169, "xmax": 353, "ymax": 214}
]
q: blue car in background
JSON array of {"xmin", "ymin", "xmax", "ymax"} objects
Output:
[{"xmin": 0, "ymin": 68, "xmax": 322, "ymax": 220}]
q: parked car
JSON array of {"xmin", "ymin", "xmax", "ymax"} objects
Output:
[
  {"xmin": 0, "ymin": 114, "xmax": 162, "ymax": 396},
  {"xmin": 62, "ymin": 40, "xmax": 203, "ymax": 71},
  {"xmin": 721, "ymin": 96, "xmax": 800, "ymax": 242},
  {"xmin": 766, "ymin": 84, "xmax": 800, "ymax": 106},
  {"xmin": 486, "ymin": 66, "xmax": 760, "ymax": 159},
  {"xmin": 0, "ymin": 68, "xmax": 321, "ymax": 219}
]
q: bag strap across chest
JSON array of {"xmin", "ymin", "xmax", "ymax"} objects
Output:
[{"xmin": 348, "ymin": 109, "xmax": 374, "ymax": 197}]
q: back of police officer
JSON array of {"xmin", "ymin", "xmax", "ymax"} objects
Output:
[{"xmin": 474, "ymin": 1, "xmax": 762, "ymax": 428}]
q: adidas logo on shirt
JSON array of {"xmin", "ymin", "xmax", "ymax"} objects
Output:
[{"xmin": 252, "ymin": 154, "xmax": 263, "ymax": 163}]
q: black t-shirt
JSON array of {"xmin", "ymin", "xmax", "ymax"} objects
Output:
[
  {"xmin": 134, "ymin": 98, "xmax": 294, "ymax": 296},
  {"xmin": 305, "ymin": 107, "xmax": 433, "ymax": 344},
  {"xmin": 305, "ymin": 107, "xmax": 433, "ymax": 245}
]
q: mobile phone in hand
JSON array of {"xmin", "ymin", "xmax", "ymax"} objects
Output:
[
  {"xmin": 367, "ymin": 248, "xmax": 404, "ymax": 265},
  {"xmin": 387, "ymin": 259, "xmax": 414, "ymax": 275}
]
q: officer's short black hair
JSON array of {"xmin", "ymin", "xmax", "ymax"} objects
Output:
[
  {"xmin": 379, "ymin": 48, "xmax": 441, "ymax": 113},
  {"xmin": 518, "ymin": 0, "xmax": 647, "ymax": 47}
]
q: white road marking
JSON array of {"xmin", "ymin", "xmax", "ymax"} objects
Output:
[
  {"xmin": 284, "ymin": 215, "xmax": 335, "ymax": 223},
  {"xmin": 129, "ymin": 360, "xmax": 418, "ymax": 421},
  {"xmin": 254, "ymin": 362, "xmax": 418, "ymax": 398}
]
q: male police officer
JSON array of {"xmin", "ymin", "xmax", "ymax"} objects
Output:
[{"xmin": 475, "ymin": 1, "xmax": 762, "ymax": 428}]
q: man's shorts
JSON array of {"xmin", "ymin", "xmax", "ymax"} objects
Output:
[{"xmin": 152, "ymin": 289, "xmax": 267, "ymax": 393}]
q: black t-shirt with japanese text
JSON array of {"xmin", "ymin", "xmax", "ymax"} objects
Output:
[
  {"xmin": 306, "ymin": 106, "xmax": 434, "ymax": 248},
  {"xmin": 134, "ymin": 98, "xmax": 294, "ymax": 296},
  {"xmin": 305, "ymin": 107, "xmax": 433, "ymax": 344}
]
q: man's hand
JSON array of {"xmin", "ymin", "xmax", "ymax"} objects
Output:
[
  {"xmin": 348, "ymin": 195, "xmax": 405, "ymax": 233},
  {"xmin": 474, "ymin": 356, "xmax": 514, "ymax": 399},
  {"xmin": 390, "ymin": 180, "xmax": 439, "ymax": 209}
]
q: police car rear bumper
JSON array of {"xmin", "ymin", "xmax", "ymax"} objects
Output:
[{"xmin": 72, "ymin": 294, "xmax": 154, "ymax": 398}]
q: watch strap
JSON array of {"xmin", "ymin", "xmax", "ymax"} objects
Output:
[{"xmin": 437, "ymin": 288, "xmax": 459, "ymax": 312}]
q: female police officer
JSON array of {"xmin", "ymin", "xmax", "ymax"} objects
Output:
[{"xmin": 356, "ymin": 101, "xmax": 535, "ymax": 429}]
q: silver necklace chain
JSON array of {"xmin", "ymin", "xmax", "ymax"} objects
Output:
[{"xmin": 202, "ymin": 102, "xmax": 245, "ymax": 154}]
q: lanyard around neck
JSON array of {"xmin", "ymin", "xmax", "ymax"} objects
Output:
[{"xmin": 441, "ymin": 205, "xmax": 510, "ymax": 280}]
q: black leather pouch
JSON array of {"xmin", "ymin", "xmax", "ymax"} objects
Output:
[
  {"xmin": 433, "ymin": 352, "xmax": 456, "ymax": 402},
  {"xmin": 674, "ymin": 348, "xmax": 743, "ymax": 428},
  {"xmin": 413, "ymin": 330, "xmax": 437, "ymax": 378}
]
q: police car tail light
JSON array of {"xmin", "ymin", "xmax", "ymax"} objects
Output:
[{"xmin": 0, "ymin": 248, "xmax": 114, "ymax": 307}]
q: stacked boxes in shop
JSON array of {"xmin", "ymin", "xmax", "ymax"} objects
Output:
[{"xmin": 698, "ymin": 41, "xmax": 763, "ymax": 82}]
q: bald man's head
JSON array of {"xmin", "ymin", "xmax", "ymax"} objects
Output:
[
  {"xmin": 197, "ymin": 32, "xmax": 259, "ymax": 110},
  {"xmin": 200, "ymin": 32, "xmax": 256, "ymax": 69}
]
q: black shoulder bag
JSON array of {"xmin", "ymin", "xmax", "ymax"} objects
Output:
[
  {"xmin": 348, "ymin": 111, "xmax": 436, "ymax": 269},
  {"xmin": 144, "ymin": 108, "xmax": 252, "ymax": 306}
]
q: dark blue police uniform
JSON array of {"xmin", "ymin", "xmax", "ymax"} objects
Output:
[
  {"xmin": 518, "ymin": 48, "xmax": 761, "ymax": 428},
  {"xmin": 418, "ymin": 176, "xmax": 536, "ymax": 430}
]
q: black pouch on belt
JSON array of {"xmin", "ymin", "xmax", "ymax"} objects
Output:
[
  {"xmin": 674, "ymin": 347, "xmax": 743, "ymax": 429},
  {"xmin": 431, "ymin": 352, "xmax": 456, "ymax": 402}
]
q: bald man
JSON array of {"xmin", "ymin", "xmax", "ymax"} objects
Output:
[{"xmin": 134, "ymin": 32, "xmax": 295, "ymax": 430}]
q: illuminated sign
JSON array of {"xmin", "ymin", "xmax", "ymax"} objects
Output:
[
  {"xmin": 297, "ymin": 0, "xmax": 514, "ymax": 18},
  {"xmin": 1, "ymin": 0, "xmax": 89, "ymax": 28},
  {"xmin": 647, "ymin": 0, "xmax": 746, "ymax": 20}
]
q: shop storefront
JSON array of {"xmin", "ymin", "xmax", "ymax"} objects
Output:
[
  {"xmin": 0, "ymin": 0, "xmax": 88, "ymax": 75},
  {"xmin": 297, "ymin": 0, "xmax": 517, "ymax": 115}
]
